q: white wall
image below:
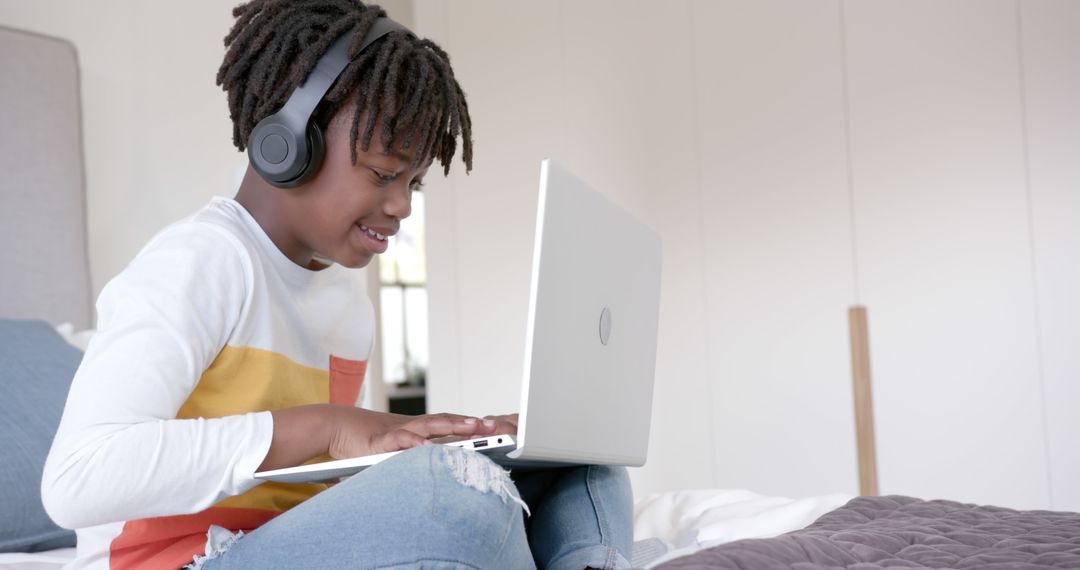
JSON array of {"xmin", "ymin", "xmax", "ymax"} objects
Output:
[
  {"xmin": 845, "ymin": 0, "xmax": 1048, "ymax": 508},
  {"xmin": 0, "ymin": 0, "xmax": 412, "ymax": 297},
  {"xmin": 0, "ymin": 2, "xmax": 240, "ymax": 296},
  {"xmin": 692, "ymin": 0, "xmax": 859, "ymax": 501},
  {"xmin": 1021, "ymin": 0, "xmax": 1080, "ymax": 512},
  {"xmin": 416, "ymin": 0, "xmax": 1080, "ymax": 510}
]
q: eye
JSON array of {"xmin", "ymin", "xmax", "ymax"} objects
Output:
[
  {"xmin": 409, "ymin": 180, "xmax": 426, "ymax": 192},
  {"xmin": 371, "ymin": 169, "xmax": 397, "ymax": 186}
]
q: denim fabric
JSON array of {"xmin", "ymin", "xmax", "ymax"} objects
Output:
[
  {"xmin": 200, "ymin": 445, "xmax": 632, "ymax": 569},
  {"xmin": 514, "ymin": 463, "xmax": 633, "ymax": 569}
]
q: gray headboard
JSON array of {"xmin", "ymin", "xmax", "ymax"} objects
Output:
[{"xmin": 0, "ymin": 26, "xmax": 93, "ymax": 329}]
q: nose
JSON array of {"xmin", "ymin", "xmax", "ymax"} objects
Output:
[{"xmin": 384, "ymin": 180, "xmax": 412, "ymax": 220}]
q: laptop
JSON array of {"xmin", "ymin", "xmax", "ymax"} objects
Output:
[{"xmin": 256, "ymin": 159, "xmax": 662, "ymax": 484}]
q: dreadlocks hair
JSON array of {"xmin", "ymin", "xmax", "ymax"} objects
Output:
[{"xmin": 216, "ymin": 0, "xmax": 473, "ymax": 176}]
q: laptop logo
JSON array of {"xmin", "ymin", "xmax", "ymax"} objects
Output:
[{"xmin": 599, "ymin": 307, "xmax": 612, "ymax": 346}]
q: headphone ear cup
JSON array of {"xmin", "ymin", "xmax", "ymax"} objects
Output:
[
  {"xmin": 289, "ymin": 122, "xmax": 326, "ymax": 187},
  {"xmin": 308, "ymin": 122, "xmax": 326, "ymax": 174},
  {"xmin": 248, "ymin": 114, "xmax": 311, "ymax": 188}
]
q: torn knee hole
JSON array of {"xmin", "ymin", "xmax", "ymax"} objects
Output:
[{"xmin": 442, "ymin": 446, "xmax": 530, "ymax": 516}]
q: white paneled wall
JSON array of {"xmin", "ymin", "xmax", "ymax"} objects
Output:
[
  {"xmin": 844, "ymin": 0, "xmax": 1048, "ymax": 509},
  {"xmin": 1020, "ymin": 0, "xmax": 1080, "ymax": 513},
  {"xmin": 416, "ymin": 0, "xmax": 1079, "ymax": 508},
  {"xmin": 692, "ymin": 0, "xmax": 858, "ymax": 499}
]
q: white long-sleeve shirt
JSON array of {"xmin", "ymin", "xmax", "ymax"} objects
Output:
[{"xmin": 42, "ymin": 197, "xmax": 374, "ymax": 569}]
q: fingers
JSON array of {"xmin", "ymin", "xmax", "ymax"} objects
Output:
[
  {"xmin": 483, "ymin": 413, "xmax": 519, "ymax": 436},
  {"xmin": 330, "ymin": 410, "xmax": 508, "ymax": 459},
  {"xmin": 484, "ymin": 413, "xmax": 519, "ymax": 429},
  {"xmin": 401, "ymin": 414, "xmax": 499, "ymax": 440},
  {"xmin": 423, "ymin": 412, "xmax": 485, "ymax": 424},
  {"xmin": 393, "ymin": 412, "xmax": 521, "ymax": 444},
  {"xmin": 370, "ymin": 428, "xmax": 429, "ymax": 454}
]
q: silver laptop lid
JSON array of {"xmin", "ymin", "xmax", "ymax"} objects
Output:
[{"xmin": 513, "ymin": 159, "xmax": 662, "ymax": 466}]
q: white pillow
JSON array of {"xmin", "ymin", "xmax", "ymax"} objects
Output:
[
  {"xmin": 54, "ymin": 323, "xmax": 95, "ymax": 352},
  {"xmin": 634, "ymin": 488, "xmax": 852, "ymax": 547}
]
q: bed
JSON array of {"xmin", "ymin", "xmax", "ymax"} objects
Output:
[{"xmin": 5, "ymin": 22, "xmax": 1080, "ymax": 570}]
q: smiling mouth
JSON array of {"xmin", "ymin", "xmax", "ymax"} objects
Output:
[{"xmin": 358, "ymin": 224, "xmax": 388, "ymax": 242}]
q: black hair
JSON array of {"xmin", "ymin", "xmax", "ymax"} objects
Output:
[{"xmin": 217, "ymin": 0, "xmax": 473, "ymax": 175}]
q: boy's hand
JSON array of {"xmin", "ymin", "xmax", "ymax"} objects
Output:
[
  {"xmin": 483, "ymin": 413, "xmax": 518, "ymax": 436},
  {"xmin": 327, "ymin": 408, "xmax": 502, "ymax": 459},
  {"xmin": 258, "ymin": 406, "xmax": 522, "ymax": 471},
  {"xmin": 428, "ymin": 413, "xmax": 518, "ymax": 444}
]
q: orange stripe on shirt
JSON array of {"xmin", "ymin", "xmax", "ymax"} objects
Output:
[
  {"xmin": 176, "ymin": 346, "xmax": 367, "ymax": 417},
  {"xmin": 109, "ymin": 507, "xmax": 279, "ymax": 570},
  {"xmin": 330, "ymin": 355, "xmax": 366, "ymax": 406},
  {"xmin": 113, "ymin": 347, "xmax": 368, "ymax": 568}
]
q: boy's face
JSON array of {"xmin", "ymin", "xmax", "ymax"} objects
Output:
[{"xmin": 284, "ymin": 110, "xmax": 431, "ymax": 269}]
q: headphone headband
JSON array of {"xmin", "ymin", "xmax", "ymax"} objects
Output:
[{"xmin": 248, "ymin": 17, "xmax": 412, "ymax": 188}]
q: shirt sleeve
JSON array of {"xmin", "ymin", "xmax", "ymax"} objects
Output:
[{"xmin": 41, "ymin": 221, "xmax": 274, "ymax": 530}]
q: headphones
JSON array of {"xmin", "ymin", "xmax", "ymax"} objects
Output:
[{"xmin": 247, "ymin": 17, "xmax": 411, "ymax": 188}]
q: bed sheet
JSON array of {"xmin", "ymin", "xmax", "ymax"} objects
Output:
[{"xmin": 0, "ymin": 548, "xmax": 75, "ymax": 570}]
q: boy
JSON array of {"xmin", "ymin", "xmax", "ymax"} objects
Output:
[{"xmin": 43, "ymin": 2, "xmax": 632, "ymax": 568}]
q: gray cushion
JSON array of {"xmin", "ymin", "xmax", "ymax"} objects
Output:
[{"xmin": 0, "ymin": 319, "xmax": 80, "ymax": 552}]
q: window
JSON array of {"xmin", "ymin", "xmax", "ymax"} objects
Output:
[{"xmin": 377, "ymin": 191, "xmax": 428, "ymax": 413}]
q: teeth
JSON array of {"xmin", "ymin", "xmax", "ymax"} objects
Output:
[{"xmin": 359, "ymin": 225, "xmax": 387, "ymax": 241}]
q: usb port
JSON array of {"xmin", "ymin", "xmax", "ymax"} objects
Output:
[{"xmin": 473, "ymin": 440, "xmax": 489, "ymax": 449}]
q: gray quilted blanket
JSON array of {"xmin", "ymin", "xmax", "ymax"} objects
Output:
[{"xmin": 655, "ymin": 495, "xmax": 1080, "ymax": 569}]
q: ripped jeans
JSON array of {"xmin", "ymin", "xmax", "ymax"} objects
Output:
[{"xmin": 198, "ymin": 445, "xmax": 634, "ymax": 569}]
